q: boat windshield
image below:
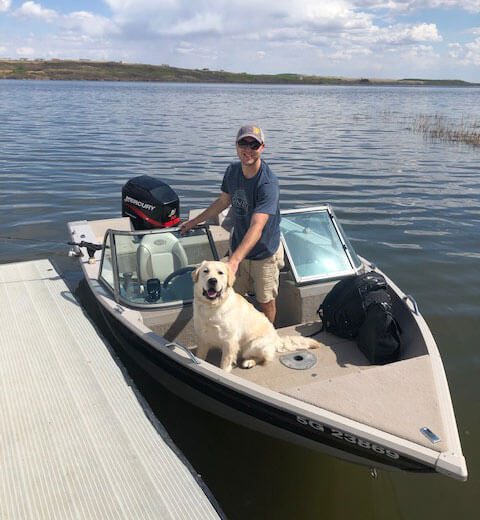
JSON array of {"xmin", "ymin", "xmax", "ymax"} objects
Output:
[
  {"xmin": 99, "ymin": 226, "xmax": 217, "ymax": 307},
  {"xmin": 280, "ymin": 207, "xmax": 361, "ymax": 284}
]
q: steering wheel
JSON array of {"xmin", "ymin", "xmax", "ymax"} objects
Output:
[{"xmin": 162, "ymin": 266, "xmax": 196, "ymax": 288}]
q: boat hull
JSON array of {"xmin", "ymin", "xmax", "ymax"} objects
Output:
[
  {"xmin": 67, "ymin": 212, "xmax": 467, "ymax": 481},
  {"xmin": 96, "ymin": 292, "xmax": 436, "ymax": 475}
]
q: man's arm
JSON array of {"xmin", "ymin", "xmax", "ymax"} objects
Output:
[
  {"xmin": 228, "ymin": 213, "xmax": 269, "ymax": 275},
  {"xmin": 180, "ymin": 192, "xmax": 231, "ymax": 233}
]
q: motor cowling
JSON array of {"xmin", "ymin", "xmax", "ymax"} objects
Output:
[{"xmin": 122, "ymin": 175, "xmax": 180, "ymax": 230}]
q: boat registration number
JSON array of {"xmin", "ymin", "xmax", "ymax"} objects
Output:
[{"xmin": 296, "ymin": 415, "xmax": 399, "ymax": 459}]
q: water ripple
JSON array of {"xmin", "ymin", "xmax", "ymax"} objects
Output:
[{"xmin": 0, "ymin": 80, "xmax": 479, "ymax": 314}]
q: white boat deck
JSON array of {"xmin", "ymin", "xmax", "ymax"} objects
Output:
[{"xmin": 0, "ymin": 259, "xmax": 222, "ymax": 520}]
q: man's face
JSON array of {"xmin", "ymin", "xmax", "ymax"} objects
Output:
[{"xmin": 236, "ymin": 137, "xmax": 264, "ymax": 167}]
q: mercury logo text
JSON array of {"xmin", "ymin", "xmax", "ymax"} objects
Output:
[{"xmin": 124, "ymin": 196, "xmax": 156, "ymax": 212}]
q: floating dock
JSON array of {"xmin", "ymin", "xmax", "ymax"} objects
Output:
[{"xmin": 0, "ymin": 259, "xmax": 222, "ymax": 520}]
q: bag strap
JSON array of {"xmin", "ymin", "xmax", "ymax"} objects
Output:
[{"xmin": 317, "ymin": 304, "xmax": 326, "ymax": 332}]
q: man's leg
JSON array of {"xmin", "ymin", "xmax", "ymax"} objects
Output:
[
  {"xmin": 253, "ymin": 244, "xmax": 284, "ymax": 324},
  {"xmin": 260, "ymin": 299, "xmax": 276, "ymax": 324}
]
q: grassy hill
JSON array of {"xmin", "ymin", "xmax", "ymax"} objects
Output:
[{"xmin": 0, "ymin": 59, "xmax": 477, "ymax": 86}]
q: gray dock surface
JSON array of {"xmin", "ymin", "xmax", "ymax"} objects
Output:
[{"xmin": 0, "ymin": 259, "xmax": 222, "ymax": 520}]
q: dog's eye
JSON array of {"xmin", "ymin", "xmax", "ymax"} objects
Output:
[
  {"xmin": 218, "ymin": 270, "xmax": 224, "ymax": 275},
  {"xmin": 203, "ymin": 269, "xmax": 209, "ymax": 273}
]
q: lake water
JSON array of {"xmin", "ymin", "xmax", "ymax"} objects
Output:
[{"xmin": 0, "ymin": 80, "xmax": 478, "ymax": 519}]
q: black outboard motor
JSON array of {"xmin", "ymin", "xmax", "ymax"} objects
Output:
[{"xmin": 122, "ymin": 175, "xmax": 180, "ymax": 230}]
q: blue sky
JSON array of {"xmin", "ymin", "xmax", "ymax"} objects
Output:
[{"xmin": 1, "ymin": 1, "xmax": 480, "ymax": 81}]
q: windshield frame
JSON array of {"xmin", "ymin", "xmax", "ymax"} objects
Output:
[
  {"xmin": 280, "ymin": 205, "xmax": 362, "ymax": 285},
  {"xmin": 98, "ymin": 224, "xmax": 219, "ymax": 308}
]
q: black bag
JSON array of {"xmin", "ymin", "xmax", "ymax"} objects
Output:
[
  {"xmin": 357, "ymin": 303, "xmax": 401, "ymax": 364},
  {"xmin": 318, "ymin": 271, "xmax": 402, "ymax": 364},
  {"xmin": 318, "ymin": 272, "xmax": 388, "ymax": 338}
]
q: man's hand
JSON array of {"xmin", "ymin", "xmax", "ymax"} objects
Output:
[
  {"xmin": 227, "ymin": 213, "xmax": 269, "ymax": 276},
  {"xmin": 227, "ymin": 257, "xmax": 239, "ymax": 276},
  {"xmin": 179, "ymin": 219, "xmax": 196, "ymax": 234}
]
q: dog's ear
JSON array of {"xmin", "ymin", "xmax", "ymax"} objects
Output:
[
  {"xmin": 192, "ymin": 261, "xmax": 206, "ymax": 283},
  {"xmin": 226, "ymin": 262, "xmax": 236, "ymax": 288}
]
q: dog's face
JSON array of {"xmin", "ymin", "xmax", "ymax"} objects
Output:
[{"xmin": 192, "ymin": 260, "xmax": 235, "ymax": 304}]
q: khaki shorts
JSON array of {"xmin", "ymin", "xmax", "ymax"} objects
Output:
[{"xmin": 233, "ymin": 243, "xmax": 284, "ymax": 303}]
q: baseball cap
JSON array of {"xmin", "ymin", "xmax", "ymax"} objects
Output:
[{"xmin": 236, "ymin": 124, "xmax": 265, "ymax": 144}]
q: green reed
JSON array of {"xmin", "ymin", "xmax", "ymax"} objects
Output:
[{"xmin": 411, "ymin": 114, "xmax": 480, "ymax": 147}]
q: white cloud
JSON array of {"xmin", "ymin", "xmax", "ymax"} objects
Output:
[
  {"xmin": 99, "ymin": 1, "xmax": 443, "ymax": 51},
  {"xmin": 176, "ymin": 42, "xmax": 195, "ymax": 55},
  {"xmin": 448, "ymin": 42, "xmax": 461, "ymax": 57},
  {"xmin": 16, "ymin": 46, "xmax": 35, "ymax": 56},
  {"xmin": 331, "ymin": 45, "xmax": 373, "ymax": 61},
  {"xmin": 13, "ymin": 3, "xmax": 117, "ymax": 38},
  {"xmin": 166, "ymin": 12, "xmax": 223, "ymax": 36},
  {"xmin": 7, "ymin": 0, "xmax": 479, "ymax": 78},
  {"xmin": 410, "ymin": 23, "xmax": 442, "ymax": 41},
  {"xmin": 14, "ymin": 1, "xmax": 58, "ymax": 22},
  {"xmin": 62, "ymin": 11, "xmax": 118, "ymax": 38},
  {"xmin": 0, "ymin": 0, "xmax": 11, "ymax": 13},
  {"xmin": 352, "ymin": 1, "xmax": 480, "ymax": 13},
  {"xmin": 6, "ymin": 1, "xmax": 444, "ymax": 50},
  {"xmin": 175, "ymin": 41, "xmax": 218, "ymax": 62},
  {"xmin": 425, "ymin": 1, "xmax": 480, "ymax": 12},
  {"xmin": 449, "ymin": 37, "xmax": 480, "ymax": 65},
  {"xmin": 103, "ymin": 1, "xmax": 370, "ymax": 38}
]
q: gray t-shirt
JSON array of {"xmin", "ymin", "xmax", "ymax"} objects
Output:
[{"xmin": 221, "ymin": 159, "xmax": 280, "ymax": 260}]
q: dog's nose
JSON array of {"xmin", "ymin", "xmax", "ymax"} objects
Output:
[{"xmin": 207, "ymin": 277, "xmax": 217, "ymax": 286}]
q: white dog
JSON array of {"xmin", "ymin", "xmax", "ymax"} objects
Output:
[{"xmin": 192, "ymin": 260, "xmax": 320, "ymax": 372}]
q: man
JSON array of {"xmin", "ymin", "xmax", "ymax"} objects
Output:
[{"xmin": 181, "ymin": 124, "xmax": 283, "ymax": 323}]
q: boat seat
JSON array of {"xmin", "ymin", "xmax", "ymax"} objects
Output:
[{"xmin": 137, "ymin": 232, "xmax": 188, "ymax": 283}]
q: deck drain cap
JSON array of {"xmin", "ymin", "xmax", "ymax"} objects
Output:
[{"xmin": 279, "ymin": 351, "xmax": 317, "ymax": 370}]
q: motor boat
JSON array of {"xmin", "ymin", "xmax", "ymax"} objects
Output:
[{"xmin": 67, "ymin": 175, "xmax": 467, "ymax": 481}]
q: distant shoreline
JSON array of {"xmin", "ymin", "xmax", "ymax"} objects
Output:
[{"xmin": 1, "ymin": 59, "xmax": 478, "ymax": 86}]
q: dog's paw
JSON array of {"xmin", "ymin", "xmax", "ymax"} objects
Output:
[
  {"xmin": 241, "ymin": 359, "xmax": 257, "ymax": 369},
  {"xmin": 221, "ymin": 362, "xmax": 233, "ymax": 372}
]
